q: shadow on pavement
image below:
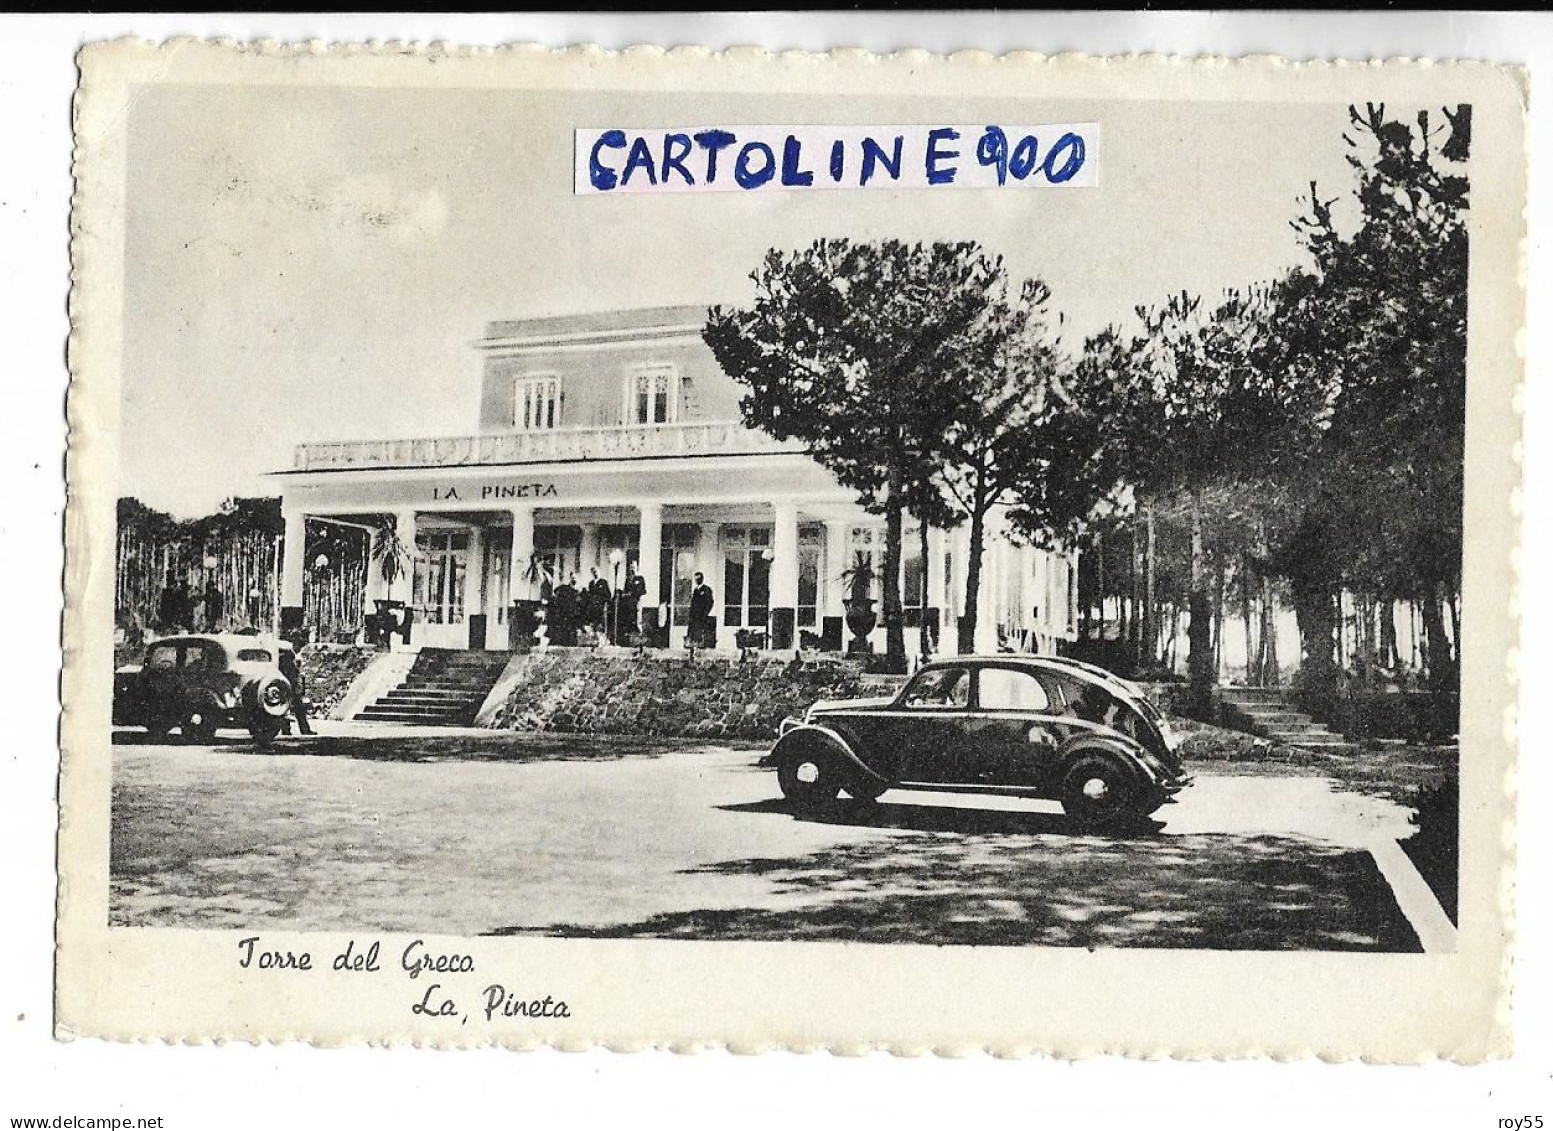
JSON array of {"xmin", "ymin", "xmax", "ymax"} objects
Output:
[
  {"xmin": 719, "ymin": 796, "xmax": 1165, "ymax": 838},
  {"xmin": 509, "ymin": 812, "xmax": 1422, "ymax": 951},
  {"xmin": 111, "ymin": 727, "xmax": 677, "ymax": 764}
]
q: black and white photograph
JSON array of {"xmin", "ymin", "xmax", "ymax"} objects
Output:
[{"xmin": 55, "ymin": 38, "xmax": 1523, "ymax": 1060}]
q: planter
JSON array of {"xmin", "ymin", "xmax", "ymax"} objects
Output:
[
  {"xmin": 510, "ymin": 599, "xmax": 543, "ymax": 649},
  {"xmin": 844, "ymin": 598, "xmax": 877, "ymax": 653}
]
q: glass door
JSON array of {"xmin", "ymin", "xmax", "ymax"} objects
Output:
[
  {"xmin": 413, "ymin": 530, "xmax": 468, "ymax": 646},
  {"xmin": 722, "ymin": 526, "xmax": 772, "ymax": 630}
]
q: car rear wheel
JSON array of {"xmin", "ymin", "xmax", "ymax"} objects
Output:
[
  {"xmin": 1060, "ymin": 754, "xmax": 1139, "ymax": 829},
  {"xmin": 777, "ymin": 753, "xmax": 842, "ymax": 811}
]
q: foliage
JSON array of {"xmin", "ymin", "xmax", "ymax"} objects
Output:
[{"xmin": 706, "ymin": 239, "xmax": 1011, "ymax": 660}]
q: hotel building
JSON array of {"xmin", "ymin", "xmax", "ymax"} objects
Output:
[{"xmin": 274, "ymin": 306, "xmax": 1078, "ymax": 655}]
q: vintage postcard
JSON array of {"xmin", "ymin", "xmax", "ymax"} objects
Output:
[{"xmin": 61, "ymin": 40, "xmax": 1524, "ymax": 1057}]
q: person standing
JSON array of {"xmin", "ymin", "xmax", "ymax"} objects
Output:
[
  {"xmin": 617, "ymin": 564, "xmax": 645, "ymax": 643},
  {"xmin": 689, "ymin": 571, "xmax": 716, "ymax": 648},
  {"xmin": 203, "ymin": 579, "xmax": 225, "ymax": 632},
  {"xmin": 583, "ymin": 568, "xmax": 607, "ymax": 638},
  {"xmin": 277, "ymin": 640, "xmax": 314, "ymax": 736},
  {"xmin": 551, "ymin": 574, "xmax": 580, "ymax": 647},
  {"xmin": 156, "ymin": 575, "xmax": 180, "ymax": 634}
]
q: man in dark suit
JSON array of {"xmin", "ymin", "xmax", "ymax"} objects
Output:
[
  {"xmin": 551, "ymin": 574, "xmax": 580, "ymax": 646},
  {"xmin": 585, "ymin": 568, "xmax": 611, "ymax": 637},
  {"xmin": 277, "ymin": 640, "xmax": 314, "ymax": 736},
  {"xmin": 617, "ymin": 564, "xmax": 646, "ymax": 643},
  {"xmin": 688, "ymin": 571, "xmax": 715, "ymax": 648}
]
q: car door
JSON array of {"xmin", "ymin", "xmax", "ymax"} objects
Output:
[
  {"xmin": 138, "ymin": 641, "xmax": 185, "ymax": 721},
  {"xmin": 891, "ymin": 665, "xmax": 974, "ymax": 784},
  {"xmin": 967, "ymin": 664, "xmax": 1068, "ymax": 787}
]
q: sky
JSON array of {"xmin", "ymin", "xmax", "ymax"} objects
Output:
[{"xmin": 121, "ymin": 85, "xmax": 1358, "ymax": 517}]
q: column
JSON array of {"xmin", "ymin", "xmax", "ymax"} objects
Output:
[
  {"xmin": 926, "ymin": 524, "xmax": 947, "ymax": 652},
  {"xmin": 975, "ymin": 539, "xmax": 1001, "ymax": 654},
  {"xmin": 822, "ymin": 520, "xmax": 850, "ymax": 652},
  {"xmin": 637, "ymin": 502, "xmax": 662, "ymax": 642},
  {"xmin": 510, "ymin": 506, "xmax": 535, "ymax": 598},
  {"xmin": 280, "ymin": 507, "xmax": 307, "ymax": 638},
  {"xmin": 466, "ymin": 524, "xmax": 486, "ymax": 649},
  {"xmin": 769, "ymin": 504, "xmax": 799, "ymax": 649},
  {"xmin": 696, "ymin": 521, "xmax": 723, "ymax": 648},
  {"xmin": 579, "ymin": 523, "xmax": 600, "ymax": 579},
  {"xmin": 392, "ymin": 509, "xmax": 417, "ymax": 648}
]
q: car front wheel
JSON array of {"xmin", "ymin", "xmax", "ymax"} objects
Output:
[
  {"xmin": 181, "ymin": 706, "xmax": 218, "ymax": 745},
  {"xmin": 1060, "ymin": 754, "xmax": 1139, "ymax": 829},
  {"xmin": 248, "ymin": 714, "xmax": 285, "ymax": 745},
  {"xmin": 777, "ymin": 753, "xmax": 842, "ymax": 811}
]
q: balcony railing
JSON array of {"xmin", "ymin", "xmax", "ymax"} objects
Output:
[{"xmin": 292, "ymin": 421, "xmax": 805, "ymax": 472}]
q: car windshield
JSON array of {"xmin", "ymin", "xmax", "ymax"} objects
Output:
[
  {"xmin": 901, "ymin": 667, "xmax": 969, "ymax": 709},
  {"xmin": 235, "ymin": 648, "xmax": 272, "ymax": 662}
]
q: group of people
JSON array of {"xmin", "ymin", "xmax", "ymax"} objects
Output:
[
  {"xmin": 537, "ymin": 566, "xmax": 717, "ymax": 648},
  {"xmin": 156, "ymin": 577, "xmax": 225, "ymax": 634}
]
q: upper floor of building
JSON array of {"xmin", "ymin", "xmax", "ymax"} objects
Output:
[{"xmin": 291, "ymin": 306, "xmax": 786, "ymax": 474}]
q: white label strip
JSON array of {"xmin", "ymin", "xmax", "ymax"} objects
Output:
[{"xmin": 575, "ymin": 124, "xmax": 1099, "ymax": 195}]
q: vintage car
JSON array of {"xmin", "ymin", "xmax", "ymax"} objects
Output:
[
  {"xmin": 762, "ymin": 655, "xmax": 1191, "ymax": 827},
  {"xmin": 113, "ymin": 633, "xmax": 293, "ymax": 743}
]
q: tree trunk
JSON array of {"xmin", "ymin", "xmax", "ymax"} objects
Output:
[
  {"xmin": 1421, "ymin": 584, "xmax": 1457, "ymax": 696},
  {"xmin": 882, "ymin": 468, "xmax": 906, "ymax": 665},
  {"xmin": 1126, "ymin": 518, "xmax": 1139, "ymax": 660},
  {"xmin": 1186, "ymin": 497, "xmax": 1214, "ymax": 713},
  {"xmin": 1213, "ymin": 562, "xmax": 1226, "ymax": 683},
  {"xmin": 1090, "ymin": 530, "xmax": 1104, "ymax": 644},
  {"xmin": 1259, "ymin": 579, "xmax": 1280, "ymax": 687},
  {"xmin": 1241, "ymin": 553, "xmax": 1256, "ymax": 686},
  {"xmin": 1292, "ymin": 578, "xmax": 1337, "ymax": 700},
  {"xmin": 918, "ymin": 519, "xmax": 932, "ymax": 660},
  {"xmin": 1380, "ymin": 599, "xmax": 1400, "ymax": 670},
  {"xmin": 1142, "ymin": 500, "xmax": 1157, "ymax": 671},
  {"xmin": 957, "ymin": 467, "xmax": 988, "ymax": 655}
]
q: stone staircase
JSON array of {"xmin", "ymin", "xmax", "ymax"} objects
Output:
[
  {"xmin": 1219, "ymin": 686, "xmax": 1354, "ymax": 751},
  {"xmin": 355, "ymin": 649, "xmax": 512, "ymax": 726}
]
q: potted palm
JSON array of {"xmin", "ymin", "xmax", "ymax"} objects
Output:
[
  {"xmin": 510, "ymin": 553, "xmax": 553, "ymax": 647},
  {"xmin": 369, "ymin": 520, "xmax": 414, "ymax": 646},
  {"xmin": 839, "ymin": 551, "xmax": 878, "ymax": 653}
]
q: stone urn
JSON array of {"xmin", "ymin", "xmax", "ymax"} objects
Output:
[
  {"xmin": 844, "ymin": 597, "xmax": 877, "ymax": 653},
  {"xmin": 510, "ymin": 599, "xmax": 543, "ymax": 648}
]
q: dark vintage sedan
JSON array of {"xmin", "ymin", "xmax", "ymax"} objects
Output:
[
  {"xmin": 113, "ymin": 633, "xmax": 293, "ymax": 743},
  {"xmin": 761, "ymin": 655, "xmax": 1191, "ymax": 827}
]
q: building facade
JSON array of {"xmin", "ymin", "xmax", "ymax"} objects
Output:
[{"xmin": 275, "ymin": 306, "xmax": 1078, "ymax": 655}]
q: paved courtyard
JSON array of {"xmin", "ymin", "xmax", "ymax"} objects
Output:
[{"xmin": 110, "ymin": 722, "xmax": 1431, "ymax": 950}]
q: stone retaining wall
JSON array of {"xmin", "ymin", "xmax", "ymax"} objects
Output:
[
  {"xmin": 480, "ymin": 649, "xmax": 901, "ymax": 739},
  {"xmin": 299, "ymin": 643, "xmax": 380, "ymax": 717}
]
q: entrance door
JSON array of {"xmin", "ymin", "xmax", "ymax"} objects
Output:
[
  {"xmin": 413, "ymin": 530, "xmax": 469, "ymax": 648},
  {"xmin": 722, "ymin": 526, "xmax": 772, "ymax": 635}
]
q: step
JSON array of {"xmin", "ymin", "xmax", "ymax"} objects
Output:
[
  {"xmin": 360, "ymin": 702, "xmax": 475, "ymax": 718},
  {"xmin": 356, "ymin": 710, "xmax": 476, "ymax": 725},
  {"xmin": 1235, "ymin": 708, "xmax": 1309, "ymax": 723},
  {"xmin": 390, "ymin": 685, "xmax": 488, "ymax": 697},
  {"xmin": 1220, "ymin": 687, "xmax": 1290, "ymax": 701},
  {"xmin": 1251, "ymin": 719, "xmax": 1326, "ymax": 733},
  {"xmin": 377, "ymin": 695, "xmax": 483, "ymax": 709},
  {"xmin": 1265, "ymin": 730, "xmax": 1349, "ymax": 745}
]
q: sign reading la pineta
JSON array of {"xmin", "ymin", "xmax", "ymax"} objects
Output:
[{"xmin": 432, "ymin": 483, "xmax": 560, "ymax": 502}]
